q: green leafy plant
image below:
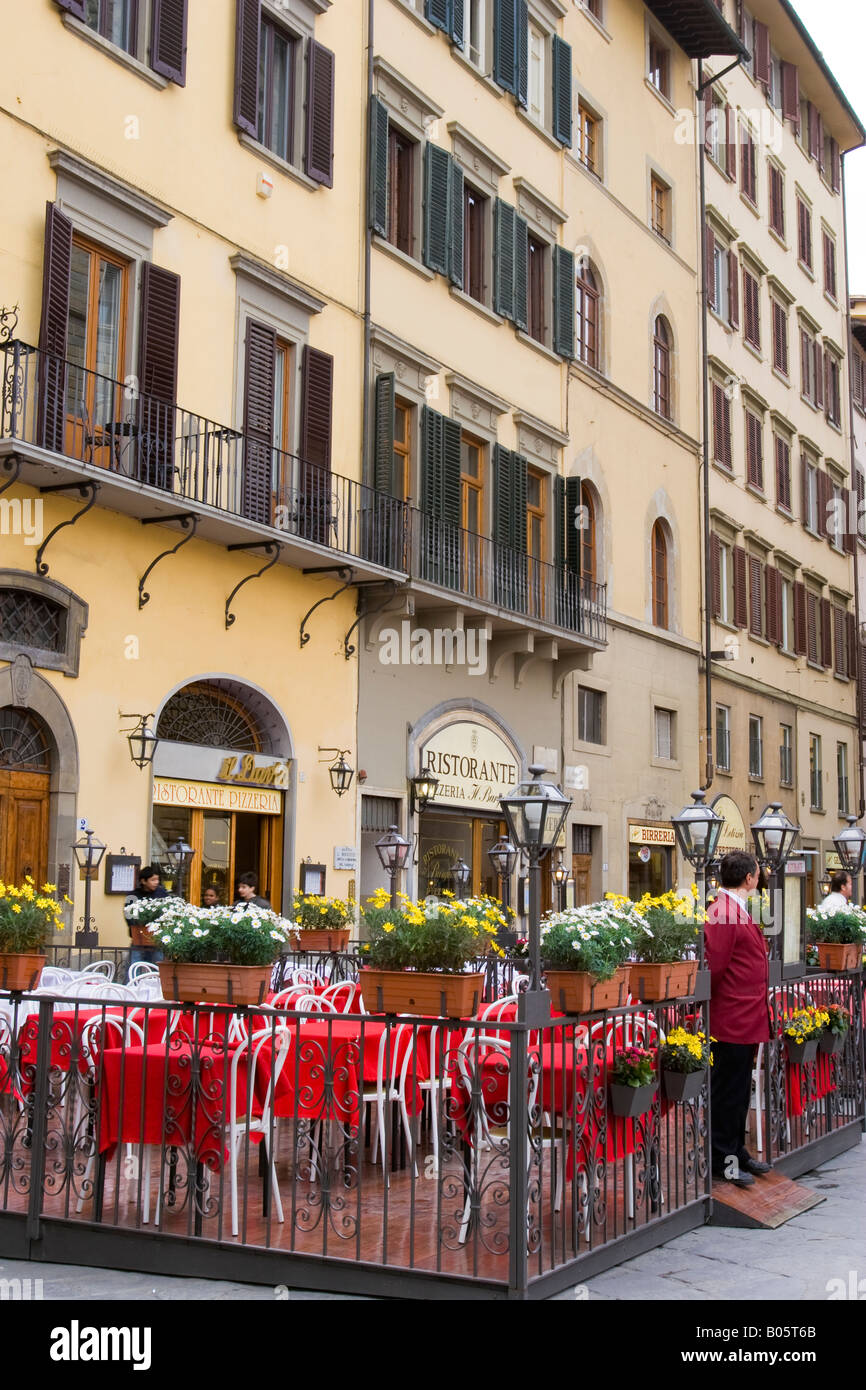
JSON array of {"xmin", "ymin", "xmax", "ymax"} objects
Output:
[
  {"xmin": 658, "ymin": 1027, "xmax": 713, "ymax": 1075},
  {"xmin": 292, "ymin": 894, "xmax": 355, "ymax": 931},
  {"xmin": 823, "ymin": 1003, "xmax": 851, "ymax": 1037},
  {"xmin": 0, "ymin": 877, "xmax": 68, "ymax": 953},
  {"xmin": 363, "ymin": 890, "xmax": 505, "ymax": 973},
  {"xmin": 806, "ymin": 905, "xmax": 866, "ymax": 946},
  {"xmin": 610, "ymin": 1046, "xmax": 656, "ymax": 1088},
  {"xmin": 151, "ymin": 902, "xmax": 292, "ymax": 967},
  {"xmin": 540, "ymin": 904, "xmax": 633, "ymax": 980},
  {"xmin": 605, "ymin": 890, "xmax": 703, "ymax": 964}
]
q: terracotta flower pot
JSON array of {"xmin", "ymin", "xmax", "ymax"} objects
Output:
[
  {"xmin": 0, "ymin": 952, "xmax": 45, "ymax": 992},
  {"xmin": 662, "ymin": 1067, "xmax": 707, "ymax": 1103},
  {"xmin": 814, "ymin": 942, "xmax": 862, "ymax": 972},
  {"xmin": 296, "ymin": 928, "xmax": 351, "ymax": 952},
  {"xmin": 608, "ymin": 1081, "xmax": 657, "ymax": 1118},
  {"xmin": 158, "ymin": 961, "xmax": 271, "ymax": 1006},
  {"xmin": 819, "ymin": 1030, "xmax": 845, "ymax": 1056},
  {"xmin": 360, "ymin": 968, "xmax": 484, "ymax": 1018},
  {"xmin": 543, "ymin": 966, "xmax": 631, "ymax": 1014},
  {"xmin": 631, "ymin": 959, "xmax": 698, "ymax": 1002},
  {"xmin": 785, "ymin": 1037, "xmax": 819, "ymax": 1066},
  {"xmin": 129, "ymin": 925, "xmax": 156, "ymax": 948}
]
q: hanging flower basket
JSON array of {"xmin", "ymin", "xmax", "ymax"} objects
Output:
[
  {"xmin": 360, "ymin": 968, "xmax": 484, "ymax": 1018},
  {"xmin": 0, "ymin": 952, "xmax": 45, "ymax": 992},
  {"xmin": 544, "ymin": 966, "xmax": 631, "ymax": 1014},
  {"xmin": 785, "ymin": 1037, "xmax": 819, "ymax": 1067},
  {"xmin": 818, "ymin": 1031, "xmax": 843, "ymax": 1057},
  {"xmin": 631, "ymin": 960, "xmax": 698, "ymax": 1002},
  {"xmin": 296, "ymin": 928, "xmax": 351, "ymax": 952},
  {"xmin": 608, "ymin": 1081, "xmax": 657, "ymax": 1118},
  {"xmin": 814, "ymin": 942, "xmax": 862, "ymax": 972},
  {"xmin": 662, "ymin": 1067, "xmax": 707, "ymax": 1103},
  {"xmin": 158, "ymin": 961, "xmax": 271, "ymax": 1007}
]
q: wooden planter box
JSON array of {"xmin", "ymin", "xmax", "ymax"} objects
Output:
[
  {"xmin": 360, "ymin": 968, "xmax": 484, "ymax": 1018},
  {"xmin": 129, "ymin": 925, "xmax": 157, "ymax": 948},
  {"xmin": 785, "ymin": 1037, "xmax": 819, "ymax": 1067},
  {"xmin": 814, "ymin": 941, "xmax": 862, "ymax": 972},
  {"xmin": 295, "ymin": 928, "xmax": 351, "ymax": 952},
  {"xmin": 158, "ymin": 961, "xmax": 271, "ymax": 1007},
  {"xmin": 0, "ymin": 952, "xmax": 45, "ymax": 992},
  {"xmin": 544, "ymin": 966, "xmax": 631, "ymax": 1015},
  {"xmin": 819, "ymin": 1030, "xmax": 846, "ymax": 1056},
  {"xmin": 662, "ymin": 1068, "xmax": 707, "ymax": 1103},
  {"xmin": 631, "ymin": 960, "xmax": 698, "ymax": 1002},
  {"xmin": 608, "ymin": 1081, "xmax": 657, "ymax": 1118}
]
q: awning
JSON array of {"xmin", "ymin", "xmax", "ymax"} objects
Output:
[{"xmin": 644, "ymin": 0, "xmax": 750, "ymax": 60}]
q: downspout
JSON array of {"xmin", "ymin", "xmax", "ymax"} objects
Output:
[
  {"xmin": 361, "ymin": 0, "xmax": 374, "ymax": 483},
  {"xmin": 696, "ymin": 55, "xmax": 744, "ymax": 791},
  {"xmin": 840, "ymin": 157, "xmax": 865, "ymax": 818}
]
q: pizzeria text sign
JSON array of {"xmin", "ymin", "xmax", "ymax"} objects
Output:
[
  {"xmin": 420, "ymin": 722, "xmax": 519, "ymax": 810},
  {"xmin": 153, "ymin": 778, "xmax": 282, "ymax": 815}
]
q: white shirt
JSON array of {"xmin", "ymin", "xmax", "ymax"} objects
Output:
[{"xmin": 819, "ymin": 892, "xmax": 850, "ymax": 915}]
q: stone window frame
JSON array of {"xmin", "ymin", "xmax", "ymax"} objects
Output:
[
  {"xmin": 0, "ymin": 570, "xmax": 88, "ymax": 678},
  {"xmin": 448, "ymin": 123, "xmax": 510, "ymax": 317},
  {"xmin": 373, "ymin": 56, "xmax": 444, "ymax": 269}
]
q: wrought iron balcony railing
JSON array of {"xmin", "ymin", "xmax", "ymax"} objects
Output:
[{"xmin": 1, "ymin": 342, "xmax": 607, "ymax": 641}]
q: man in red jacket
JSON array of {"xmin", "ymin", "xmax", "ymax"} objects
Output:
[{"xmin": 705, "ymin": 850, "xmax": 773, "ymax": 1188}]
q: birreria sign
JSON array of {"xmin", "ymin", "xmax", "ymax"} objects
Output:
[{"xmin": 420, "ymin": 722, "xmax": 519, "ymax": 809}]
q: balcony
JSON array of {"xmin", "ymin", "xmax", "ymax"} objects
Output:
[{"xmin": 0, "ymin": 342, "xmax": 607, "ymax": 651}]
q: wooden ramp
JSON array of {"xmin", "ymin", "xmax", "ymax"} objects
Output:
[{"xmin": 710, "ymin": 1170, "xmax": 825, "ymax": 1229}]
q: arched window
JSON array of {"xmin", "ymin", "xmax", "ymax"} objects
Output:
[
  {"xmin": 653, "ymin": 315, "xmax": 672, "ymax": 419},
  {"xmin": 0, "ymin": 707, "xmax": 51, "ymax": 771},
  {"xmin": 157, "ymin": 682, "xmax": 264, "ymax": 751},
  {"xmin": 652, "ymin": 521, "xmax": 669, "ymax": 628},
  {"xmin": 576, "ymin": 264, "xmax": 600, "ymax": 369},
  {"xmin": 581, "ymin": 485, "xmax": 597, "ymax": 583}
]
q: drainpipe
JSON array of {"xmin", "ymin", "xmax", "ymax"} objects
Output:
[
  {"xmin": 361, "ymin": 0, "xmax": 374, "ymax": 485},
  {"xmin": 840, "ymin": 157, "xmax": 865, "ymax": 818}
]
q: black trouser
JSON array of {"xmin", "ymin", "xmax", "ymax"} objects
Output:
[{"xmin": 711, "ymin": 1041, "xmax": 757, "ymax": 1175}]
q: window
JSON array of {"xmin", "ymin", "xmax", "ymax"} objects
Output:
[
  {"xmin": 825, "ymin": 349, "xmax": 841, "ymax": 426},
  {"xmin": 258, "ymin": 17, "xmax": 297, "ymax": 163},
  {"xmin": 852, "ymin": 347, "xmax": 866, "ymax": 413},
  {"xmin": 393, "ymin": 399, "xmax": 412, "ymax": 501},
  {"xmin": 771, "ymin": 298, "xmax": 788, "ymax": 376},
  {"xmin": 651, "ymin": 520, "xmax": 669, "ymax": 628},
  {"xmin": 741, "ymin": 123, "xmax": 758, "ymax": 204},
  {"xmin": 823, "ymin": 230, "xmax": 837, "ymax": 300},
  {"xmin": 527, "ymin": 234, "xmax": 546, "ymax": 344},
  {"xmin": 712, "ymin": 382, "xmax": 732, "ymax": 469},
  {"xmin": 716, "ymin": 705, "xmax": 731, "ymax": 772},
  {"xmin": 796, "ymin": 196, "xmax": 812, "ymax": 270},
  {"xmin": 802, "ymin": 454, "xmax": 818, "ymax": 532},
  {"xmin": 528, "ymin": 22, "xmax": 546, "ymax": 125},
  {"xmin": 774, "ymin": 434, "xmax": 791, "ymax": 512},
  {"xmin": 768, "ymin": 163, "xmax": 785, "ymax": 238},
  {"xmin": 711, "ymin": 238, "xmax": 729, "ymax": 317},
  {"xmin": 652, "ymin": 316, "xmax": 672, "ymax": 419},
  {"xmin": 461, "ymin": 433, "xmax": 485, "ymax": 590},
  {"xmin": 577, "ymin": 102, "xmax": 600, "ymax": 178},
  {"xmin": 718, "ymin": 537, "xmax": 734, "ymax": 624},
  {"xmin": 580, "ymin": 485, "xmax": 597, "ymax": 582},
  {"xmin": 748, "ymin": 715, "xmax": 763, "ymax": 778},
  {"xmin": 745, "ymin": 406, "xmax": 763, "ymax": 489},
  {"xmin": 654, "ymin": 708, "xmax": 675, "ymax": 761},
  {"xmin": 578, "ymin": 687, "xmax": 605, "ymax": 744},
  {"xmin": 780, "ymin": 724, "xmax": 793, "ymax": 786},
  {"xmin": 84, "ymin": 0, "xmax": 137, "ymax": 54},
  {"xmin": 809, "ymin": 734, "xmax": 823, "ymax": 810},
  {"xmin": 0, "ymin": 577, "xmax": 88, "ymax": 678},
  {"xmin": 829, "ymin": 479, "xmax": 845, "ymax": 551},
  {"xmin": 584, "ymin": 0, "xmax": 602, "ymax": 17},
  {"xmin": 271, "ymin": 336, "xmax": 295, "ymax": 487},
  {"xmin": 651, "ymin": 175, "xmax": 670, "ymax": 243},
  {"xmin": 742, "ymin": 265, "xmax": 761, "ymax": 348},
  {"xmin": 461, "ymin": 0, "xmax": 487, "ymax": 69},
  {"xmin": 463, "ymin": 184, "xmax": 487, "ymax": 303},
  {"xmin": 648, "ymin": 34, "xmax": 670, "ymax": 100},
  {"xmin": 780, "ymin": 576, "xmax": 793, "ymax": 653},
  {"xmin": 837, "ymin": 743, "xmax": 850, "ymax": 815},
  {"xmin": 575, "ymin": 263, "xmax": 600, "ymax": 368},
  {"xmin": 800, "ymin": 326, "xmax": 822, "ymax": 407},
  {"xmin": 388, "ymin": 127, "xmax": 416, "ymax": 257},
  {"xmin": 748, "ymin": 554, "xmax": 764, "ymax": 637},
  {"xmin": 67, "ymin": 234, "xmax": 129, "ymax": 434}
]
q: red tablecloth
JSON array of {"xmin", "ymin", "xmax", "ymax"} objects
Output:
[
  {"xmin": 269, "ymin": 1019, "xmax": 431, "ymax": 1128},
  {"xmin": 786, "ymin": 1052, "xmax": 837, "ymax": 1118}
]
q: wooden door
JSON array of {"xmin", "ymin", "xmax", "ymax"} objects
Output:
[
  {"xmin": 0, "ymin": 771, "xmax": 50, "ymax": 886},
  {"xmin": 572, "ymin": 853, "xmax": 592, "ymax": 906}
]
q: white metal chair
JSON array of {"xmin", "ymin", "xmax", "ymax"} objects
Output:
[
  {"xmin": 287, "ymin": 966, "xmax": 326, "ymax": 989},
  {"xmin": 228, "ymin": 1025, "xmax": 291, "ymax": 1236},
  {"xmin": 39, "ymin": 966, "xmax": 75, "ymax": 991},
  {"xmin": 61, "ymin": 979, "xmax": 139, "ymax": 1002},
  {"xmin": 318, "ymin": 981, "xmax": 357, "ymax": 1013},
  {"xmin": 75, "ymin": 1012, "xmax": 146, "ymax": 1215},
  {"xmin": 79, "ymin": 960, "xmax": 116, "ymax": 981},
  {"xmin": 289, "ymin": 993, "xmax": 337, "ymax": 1014},
  {"xmin": 127, "ymin": 961, "xmax": 160, "ymax": 984}
]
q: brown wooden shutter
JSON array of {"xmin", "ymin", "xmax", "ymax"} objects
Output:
[
  {"xmin": 138, "ymin": 263, "xmax": 180, "ymax": 490},
  {"xmin": 725, "ymin": 105, "xmax": 737, "ymax": 179},
  {"xmin": 765, "ymin": 565, "xmax": 778, "ymax": 645},
  {"xmin": 754, "ymin": 22, "xmax": 770, "ymax": 86},
  {"xmin": 305, "ymin": 40, "xmax": 335, "ymax": 187},
  {"xmin": 733, "ymin": 545, "xmax": 748, "ymax": 629},
  {"xmin": 793, "ymin": 582, "xmax": 807, "ymax": 656},
  {"xmin": 781, "ymin": 62, "xmax": 799, "ymax": 125},
  {"xmin": 848, "ymin": 612, "xmax": 858, "ymax": 685},
  {"xmin": 808, "ymin": 103, "xmax": 819, "ymax": 160},
  {"xmin": 860, "ymin": 642, "xmax": 866, "ymax": 730},
  {"xmin": 775, "ymin": 436, "xmax": 791, "ymax": 511},
  {"xmin": 806, "ymin": 592, "xmax": 819, "ymax": 662},
  {"xmin": 233, "ymin": 0, "xmax": 260, "ymax": 137},
  {"xmin": 706, "ymin": 225, "xmax": 716, "ymax": 310},
  {"xmin": 710, "ymin": 533, "xmax": 721, "ymax": 618},
  {"xmin": 746, "ymin": 410, "xmax": 762, "ymax": 488},
  {"xmin": 37, "ymin": 202, "xmax": 73, "ymax": 453},
  {"xmin": 152, "ymin": 0, "xmax": 188, "ymax": 85},
  {"xmin": 299, "ymin": 345, "xmax": 334, "ymax": 544},
  {"xmin": 817, "ymin": 112, "xmax": 825, "ymax": 172},
  {"xmin": 834, "ymin": 606, "xmax": 846, "ymax": 677},
  {"xmin": 727, "ymin": 249, "xmax": 739, "ymax": 328},
  {"xmin": 814, "ymin": 341, "xmax": 824, "ymax": 408},
  {"xmin": 748, "ymin": 555, "xmax": 763, "ymax": 637},
  {"xmin": 821, "ymin": 596, "xmax": 832, "ymax": 668},
  {"xmin": 241, "ymin": 318, "xmax": 276, "ymax": 525},
  {"xmin": 830, "ymin": 138, "xmax": 841, "ymax": 193},
  {"xmin": 816, "ymin": 469, "xmax": 830, "ymax": 538}
]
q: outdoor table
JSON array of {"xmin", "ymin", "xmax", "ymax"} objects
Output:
[{"xmin": 786, "ymin": 1051, "xmax": 836, "ymax": 1118}]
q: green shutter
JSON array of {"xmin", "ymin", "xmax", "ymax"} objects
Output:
[
  {"xmin": 551, "ymin": 36, "xmax": 572, "ymax": 146},
  {"xmin": 449, "ymin": 158, "xmax": 464, "ymax": 288},
  {"xmin": 373, "ymin": 373, "xmax": 396, "ymax": 495},
  {"xmin": 553, "ymin": 245, "xmax": 575, "ymax": 359},
  {"xmin": 512, "ymin": 453, "xmax": 527, "ymax": 552},
  {"xmin": 451, "ymin": 0, "xmax": 464, "ymax": 46},
  {"xmin": 424, "ymin": 143, "xmax": 452, "ymax": 275},
  {"xmin": 493, "ymin": 0, "xmax": 517, "ymax": 93},
  {"xmin": 554, "ymin": 475, "xmax": 565, "ymax": 571},
  {"xmin": 565, "ymin": 475, "xmax": 582, "ymax": 571},
  {"xmin": 516, "ymin": 0, "xmax": 528, "ymax": 109},
  {"xmin": 494, "ymin": 199, "xmax": 516, "ymax": 320},
  {"xmin": 421, "ymin": 405, "xmax": 442, "ymax": 515},
  {"xmin": 443, "ymin": 416, "xmax": 462, "ymax": 525},
  {"xmin": 425, "ymin": 0, "xmax": 450, "ymax": 31},
  {"xmin": 513, "ymin": 214, "xmax": 528, "ymax": 332},
  {"xmin": 369, "ymin": 97, "xmax": 389, "ymax": 237},
  {"xmin": 493, "ymin": 443, "xmax": 513, "ymax": 545}
]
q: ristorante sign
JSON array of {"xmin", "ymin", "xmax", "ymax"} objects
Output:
[
  {"xmin": 153, "ymin": 778, "xmax": 282, "ymax": 815},
  {"xmin": 419, "ymin": 722, "xmax": 519, "ymax": 810}
]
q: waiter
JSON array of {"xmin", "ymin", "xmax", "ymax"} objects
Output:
[{"xmin": 705, "ymin": 850, "xmax": 773, "ymax": 1188}]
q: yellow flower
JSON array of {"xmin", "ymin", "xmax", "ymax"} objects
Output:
[{"xmin": 11, "ymin": 904, "xmax": 21, "ymax": 914}]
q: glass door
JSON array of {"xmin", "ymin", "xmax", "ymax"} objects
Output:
[
  {"xmin": 66, "ymin": 237, "xmax": 128, "ymax": 466},
  {"xmin": 201, "ymin": 812, "xmax": 232, "ymax": 906}
]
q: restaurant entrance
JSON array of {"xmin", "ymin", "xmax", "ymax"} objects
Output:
[
  {"xmin": 151, "ymin": 804, "xmax": 283, "ymax": 908},
  {"xmin": 417, "ymin": 812, "xmax": 505, "ymax": 899}
]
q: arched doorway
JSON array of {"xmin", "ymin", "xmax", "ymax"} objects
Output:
[{"xmin": 0, "ymin": 706, "xmax": 52, "ymax": 885}]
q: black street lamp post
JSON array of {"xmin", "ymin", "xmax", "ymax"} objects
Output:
[
  {"xmin": 671, "ymin": 791, "xmax": 725, "ymax": 968},
  {"xmin": 166, "ymin": 838, "xmax": 195, "ymax": 901},
  {"xmin": 552, "ymin": 856, "xmax": 568, "ymax": 911},
  {"xmin": 750, "ymin": 802, "xmax": 800, "ymax": 963},
  {"xmin": 487, "ymin": 835, "xmax": 518, "ymax": 911},
  {"xmin": 375, "ymin": 825, "xmax": 411, "ymax": 910},
  {"xmin": 72, "ymin": 828, "xmax": 107, "ymax": 946},
  {"xmin": 499, "ymin": 765, "xmax": 571, "ymax": 1022},
  {"xmin": 832, "ymin": 815, "xmax": 866, "ymax": 904},
  {"xmin": 451, "ymin": 858, "xmax": 471, "ymax": 897}
]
